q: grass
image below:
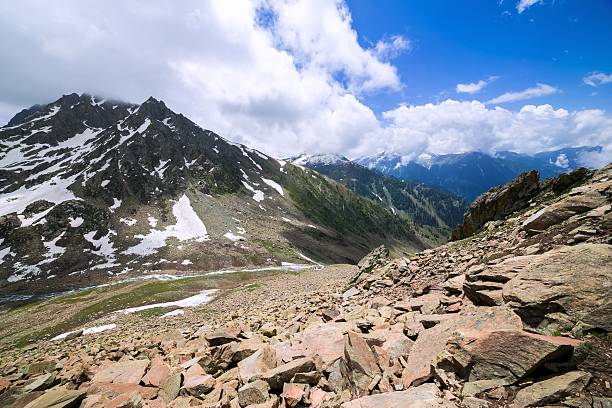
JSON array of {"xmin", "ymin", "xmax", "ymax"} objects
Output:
[{"xmin": 9, "ymin": 267, "xmax": 293, "ymax": 347}]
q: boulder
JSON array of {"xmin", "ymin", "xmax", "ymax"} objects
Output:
[
  {"xmin": 340, "ymin": 383, "xmax": 456, "ymax": 408},
  {"xmin": 206, "ymin": 330, "xmax": 239, "ymax": 346},
  {"xmin": 436, "ymin": 329, "xmax": 580, "ymax": 384},
  {"xmin": 24, "ymin": 373, "xmax": 57, "ymax": 392},
  {"xmin": 297, "ymin": 322, "xmax": 349, "ymax": 366},
  {"xmin": 502, "ymin": 244, "xmax": 612, "ymax": 332},
  {"xmin": 91, "ymin": 359, "xmax": 149, "ymax": 384},
  {"xmin": 401, "ymin": 307, "xmax": 522, "ymax": 388},
  {"xmin": 141, "ymin": 356, "xmax": 170, "ymax": 387},
  {"xmin": 511, "ymin": 371, "xmax": 591, "ymax": 407},
  {"xmin": 238, "ymin": 346, "xmax": 277, "ymax": 384},
  {"xmin": 23, "ymin": 388, "xmax": 86, "ymax": 408},
  {"xmin": 238, "ymin": 380, "xmax": 270, "ymax": 406},
  {"xmin": 463, "ymin": 256, "xmax": 533, "ymax": 307},
  {"xmin": 522, "ymin": 181, "xmax": 608, "ymax": 231},
  {"xmin": 344, "ymin": 331, "xmax": 381, "ymax": 396},
  {"xmin": 180, "ymin": 374, "xmax": 215, "ymax": 397},
  {"xmin": 158, "ymin": 372, "xmax": 182, "ymax": 404},
  {"xmin": 452, "ymin": 170, "xmax": 540, "ymax": 240},
  {"xmin": 259, "ymin": 356, "xmax": 316, "ymax": 390},
  {"xmin": 233, "ymin": 337, "xmax": 266, "ymax": 363},
  {"xmin": 282, "ymin": 383, "xmax": 307, "ymax": 407},
  {"xmin": 350, "ymin": 245, "xmax": 391, "ymax": 283}
]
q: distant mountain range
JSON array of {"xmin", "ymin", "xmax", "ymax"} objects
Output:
[
  {"xmin": 290, "ymin": 154, "xmax": 468, "ymax": 247},
  {"xmin": 1, "ymin": 93, "xmax": 444, "ymax": 295},
  {"xmin": 356, "ymin": 147, "xmax": 601, "ymax": 202}
]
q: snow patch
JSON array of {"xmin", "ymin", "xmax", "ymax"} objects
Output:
[
  {"xmin": 69, "ymin": 217, "xmax": 84, "ymax": 227},
  {"xmin": 51, "ymin": 323, "xmax": 117, "ymax": 341},
  {"xmin": 242, "ymin": 181, "xmax": 264, "ymax": 202},
  {"xmin": 261, "ymin": 178, "xmax": 284, "ymax": 196},
  {"xmin": 123, "ymin": 195, "xmax": 209, "ymax": 255},
  {"xmin": 117, "ymin": 289, "xmax": 217, "ymax": 314},
  {"xmin": 120, "ymin": 218, "xmax": 137, "ymax": 226}
]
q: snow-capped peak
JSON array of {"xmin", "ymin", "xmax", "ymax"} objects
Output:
[{"xmin": 290, "ymin": 153, "xmax": 349, "ymax": 166}]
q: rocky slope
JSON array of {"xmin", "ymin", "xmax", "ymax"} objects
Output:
[
  {"xmin": 0, "ymin": 163, "xmax": 609, "ymax": 407},
  {"xmin": 290, "ymin": 154, "xmax": 467, "ymax": 247},
  {"xmin": 0, "ymin": 94, "xmax": 426, "ymax": 296},
  {"xmin": 356, "ymin": 148, "xmax": 601, "ymax": 202}
]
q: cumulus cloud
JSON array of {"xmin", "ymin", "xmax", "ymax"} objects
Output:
[
  {"xmin": 373, "ymin": 35, "xmax": 411, "ymax": 60},
  {"xmin": 583, "ymin": 71, "xmax": 612, "ymax": 87},
  {"xmin": 0, "ymin": 0, "xmax": 399, "ymax": 157},
  {"xmin": 516, "ymin": 0, "xmax": 544, "ymax": 14},
  {"xmin": 487, "ymin": 83, "xmax": 560, "ymax": 104},
  {"xmin": 456, "ymin": 76, "xmax": 498, "ymax": 94},
  {"xmin": 0, "ymin": 0, "xmax": 609, "ymax": 166},
  {"xmin": 348, "ymin": 100, "xmax": 612, "ymax": 167}
]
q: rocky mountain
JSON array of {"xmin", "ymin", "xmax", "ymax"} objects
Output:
[
  {"xmin": 0, "ymin": 160, "xmax": 609, "ymax": 408},
  {"xmin": 356, "ymin": 147, "xmax": 601, "ymax": 202},
  {"xmin": 290, "ymin": 154, "xmax": 467, "ymax": 246},
  {"xmin": 0, "ymin": 93, "xmax": 427, "ymax": 296}
]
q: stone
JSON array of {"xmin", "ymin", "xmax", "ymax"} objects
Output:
[
  {"xmin": 282, "ymin": 383, "xmax": 307, "ymax": 407},
  {"xmin": 521, "ymin": 184, "xmax": 607, "ymax": 231},
  {"xmin": 238, "ymin": 380, "xmax": 270, "ymax": 407},
  {"xmin": 502, "ymin": 244, "xmax": 612, "ymax": 333},
  {"xmin": 511, "ymin": 371, "xmax": 592, "ymax": 407},
  {"xmin": 24, "ymin": 373, "xmax": 57, "ymax": 392},
  {"xmin": 141, "ymin": 356, "xmax": 170, "ymax": 387},
  {"xmin": 92, "ymin": 360, "xmax": 150, "ymax": 384},
  {"xmin": 200, "ymin": 342, "xmax": 237, "ymax": 376},
  {"xmin": 260, "ymin": 323, "xmax": 278, "ymax": 338},
  {"xmin": 437, "ymin": 329, "xmax": 580, "ymax": 384},
  {"xmin": 238, "ymin": 345, "xmax": 277, "ymax": 384},
  {"xmin": 342, "ymin": 287, "xmax": 360, "ymax": 299},
  {"xmin": 158, "ymin": 373, "xmax": 182, "ymax": 404},
  {"xmin": 462, "ymin": 397, "xmax": 490, "ymax": 408},
  {"xmin": 180, "ymin": 374, "xmax": 215, "ymax": 397},
  {"xmin": 206, "ymin": 331, "xmax": 239, "ymax": 346},
  {"xmin": 344, "ymin": 331, "xmax": 381, "ymax": 397},
  {"xmin": 402, "ymin": 307, "xmax": 522, "ymax": 388},
  {"xmin": 87, "ymin": 383, "xmax": 158, "ymax": 401},
  {"xmin": 350, "ymin": 245, "xmax": 391, "ymax": 283},
  {"xmin": 340, "ymin": 383, "xmax": 456, "ymax": 408},
  {"xmin": 23, "ymin": 388, "xmax": 86, "ymax": 408},
  {"xmin": 321, "ymin": 308, "xmax": 341, "ymax": 321},
  {"xmin": 297, "ymin": 322, "xmax": 349, "ymax": 366},
  {"xmin": 259, "ymin": 356, "xmax": 316, "ymax": 390},
  {"xmin": 233, "ymin": 337, "xmax": 266, "ymax": 363},
  {"xmin": 453, "ymin": 170, "xmax": 540, "ymax": 240},
  {"xmin": 461, "ymin": 379, "xmax": 506, "ymax": 397}
]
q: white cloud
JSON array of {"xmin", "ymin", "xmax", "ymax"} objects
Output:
[
  {"xmin": 583, "ymin": 71, "xmax": 612, "ymax": 87},
  {"xmin": 516, "ymin": 0, "xmax": 544, "ymax": 14},
  {"xmin": 348, "ymin": 100, "xmax": 612, "ymax": 167},
  {"xmin": 554, "ymin": 153, "xmax": 569, "ymax": 168},
  {"xmin": 456, "ymin": 76, "xmax": 498, "ymax": 94},
  {"xmin": 487, "ymin": 83, "xmax": 560, "ymax": 104},
  {"xmin": 373, "ymin": 35, "xmax": 411, "ymax": 60},
  {"xmin": 0, "ymin": 0, "xmax": 399, "ymax": 157}
]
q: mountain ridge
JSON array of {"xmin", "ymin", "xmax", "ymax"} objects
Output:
[
  {"xmin": 356, "ymin": 147, "xmax": 602, "ymax": 201},
  {"xmin": 0, "ymin": 93, "xmax": 427, "ymax": 295}
]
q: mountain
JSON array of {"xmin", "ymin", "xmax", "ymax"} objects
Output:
[
  {"xmin": 0, "ymin": 93, "xmax": 427, "ymax": 296},
  {"xmin": 1, "ymin": 163, "xmax": 609, "ymax": 407},
  {"xmin": 356, "ymin": 147, "xmax": 601, "ymax": 202},
  {"xmin": 290, "ymin": 153, "xmax": 467, "ymax": 246}
]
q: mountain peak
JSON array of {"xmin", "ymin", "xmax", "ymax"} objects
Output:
[{"xmin": 290, "ymin": 153, "xmax": 349, "ymax": 166}]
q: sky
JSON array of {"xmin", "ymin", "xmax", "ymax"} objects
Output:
[{"xmin": 0, "ymin": 0, "xmax": 611, "ymax": 165}]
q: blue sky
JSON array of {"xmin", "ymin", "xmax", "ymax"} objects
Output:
[
  {"xmin": 347, "ymin": 0, "xmax": 612, "ymax": 114},
  {"xmin": 0, "ymin": 0, "xmax": 611, "ymax": 163}
]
